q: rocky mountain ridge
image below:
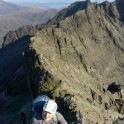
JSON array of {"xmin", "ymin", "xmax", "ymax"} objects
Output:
[
  {"xmin": 46, "ymin": 0, "xmax": 90, "ymax": 25},
  {"xmin": 0, "ymin": 0, "xmax": 124, "ymax": 124},
  {"xmin": 27, "ymin": 0, "xmax": 124, "ymax": 123}
]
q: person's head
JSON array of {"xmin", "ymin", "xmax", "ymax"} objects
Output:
[{"xmin": 42, "ymin": 100, "xmax": 57, "ymax": 121}]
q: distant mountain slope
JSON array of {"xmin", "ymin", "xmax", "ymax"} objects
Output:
[
  {"xmin": 0, "ymin": 8, "xmax": 58, "ymax": 38},
  {"xmin": 1, "ymin": 8, "xmax": 59, "ymax": 23},
  {"xmin": 0, "ymin": 0, "xmax": 29, "ymax": 15}
]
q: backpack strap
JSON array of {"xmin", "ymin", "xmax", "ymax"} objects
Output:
[{"xmin": 53, "ymin": 114, "xmax": 58, "ymax": 124}]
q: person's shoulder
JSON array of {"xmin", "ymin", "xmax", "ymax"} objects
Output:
[
  {"xmin": 56, "ymin": 112, "xmax": 65, "ymax": 120},
  {"xmin": 56, "ymin": 111, "xmax": 63, "ymax": 117},
  {"xmin": 31, "ymin": 117, "xmax": 38, "ymax": 124},
  {"xmin": 55, "ymin": 112, "xmax": 68, "ymax": 124}
]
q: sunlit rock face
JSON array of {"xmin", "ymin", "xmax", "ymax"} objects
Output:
[{"xmin": 29, "ymin": 0, "xmax": 124, "ymax": 123}]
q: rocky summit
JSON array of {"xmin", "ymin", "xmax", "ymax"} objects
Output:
[{"xmin": 0, "ymin": 0, "xmax": 124, "ymax": 124}]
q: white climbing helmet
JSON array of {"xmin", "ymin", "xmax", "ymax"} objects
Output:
[{"xmin": 43, "ymin": 100, "xmax": 57, "ymax": 115}]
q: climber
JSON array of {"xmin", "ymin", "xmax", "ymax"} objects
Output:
[{"xmin": 31, "ymin": 95, "xmax": 68, "ymax": 124}]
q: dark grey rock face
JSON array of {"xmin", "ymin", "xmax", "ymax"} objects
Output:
[{"xmin": 2, "ymin": 25, "xmax": 37, "ymax": 47}]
